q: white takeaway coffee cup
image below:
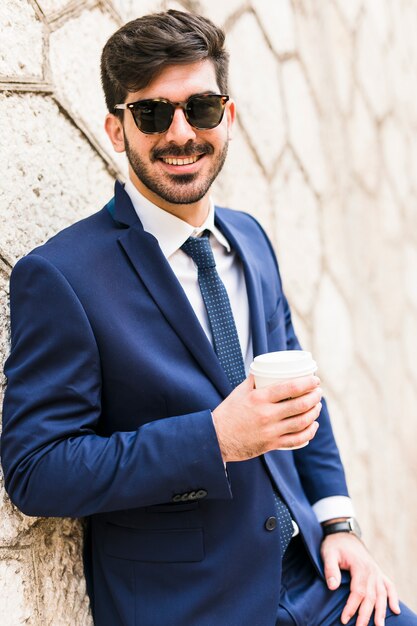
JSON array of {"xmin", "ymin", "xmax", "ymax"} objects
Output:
[{"xmin": 249, "ymin": 350, "xmax": 318, "ymax": 450}]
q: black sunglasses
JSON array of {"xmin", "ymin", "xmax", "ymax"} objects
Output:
[{"xmin": 114, "ymin": 94, "xmax": 230, "ymax": 135}]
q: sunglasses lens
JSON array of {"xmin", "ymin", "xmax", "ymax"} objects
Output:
[
  {"xmin": 187, "ymin": 95, "xmax": 226, "ymax": 129},
  {"xmin": 129, "ymin": 95, "xmax": 227, "ymax": 134},
  {"xmin": 132, "ymin": 100, "xmax": 173, "ymax": 134}
]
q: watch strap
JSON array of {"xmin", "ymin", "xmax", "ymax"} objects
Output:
[{"xmin": 322, "ymin": 518, "xmax": 362, "ymax": 539}]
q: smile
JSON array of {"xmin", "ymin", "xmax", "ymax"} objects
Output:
[{"xmin": 160, "ymin": 155, "xmax": 202, "ymax": 166}]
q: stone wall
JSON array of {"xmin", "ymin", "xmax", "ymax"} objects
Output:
[{"xmin": 1, "ymin": 0, "xmax": 416, "ymax": 622}]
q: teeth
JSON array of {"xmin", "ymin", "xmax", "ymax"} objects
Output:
[{"xmin": 162, "ymin": 156, "xmax": 199, "ymax": 166}]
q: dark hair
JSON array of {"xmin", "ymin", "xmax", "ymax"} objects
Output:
[{"xmin": 101, "ymin": 9, "xmax": 229, "ymax": 114}]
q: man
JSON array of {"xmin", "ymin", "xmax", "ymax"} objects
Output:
[{"xmin": 1, "ymin": 10, "xmax": 416, "ymax": 626}]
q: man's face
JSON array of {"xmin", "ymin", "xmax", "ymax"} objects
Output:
[{"xmin": 107, "ymin": 60, "xmax": 235, "ymax": 217}]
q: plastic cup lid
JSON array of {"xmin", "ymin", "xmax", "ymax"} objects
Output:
[{"xmin": 250, "ymin": 350, "xmax": 317, "ymax": 378}]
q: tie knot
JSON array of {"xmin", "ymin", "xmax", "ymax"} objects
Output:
[{"xmin": 181, "ymin": 231, "xmax": 216, "ymax": 269}]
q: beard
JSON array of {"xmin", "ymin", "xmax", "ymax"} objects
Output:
[{"xmin": 124, "ymin": 136, "xmax": 229, "ymax": 205}]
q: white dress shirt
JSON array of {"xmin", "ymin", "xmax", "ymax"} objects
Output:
[{"xmin": 124, "ymin": 179, "xmax": 355, "ymax": 524}]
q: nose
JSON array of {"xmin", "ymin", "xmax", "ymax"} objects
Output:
[{"xmin": 164, "ymin": 107, "xmax": 197, "ymax": 145}]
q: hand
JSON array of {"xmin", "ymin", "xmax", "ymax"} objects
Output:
[
  {"xmin": 212, "ymin": 374, "xmax": 322, "ymax": 462},
  {"xmin": 321, "ymin": 532, "xmax": 401, "ymax": 626}
]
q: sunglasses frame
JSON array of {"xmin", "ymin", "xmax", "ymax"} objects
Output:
[{"xmin": 114, "ymin": 94, "xmax": 230, "ymax": 135}]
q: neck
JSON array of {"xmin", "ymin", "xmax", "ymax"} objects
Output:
[{"xmin": 129, "ymin": 170, "xmax": 211, "ymax": 227}]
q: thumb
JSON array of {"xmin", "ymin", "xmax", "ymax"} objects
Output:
[{"xmin": 323, "ymin": 551, "xmax": 342, "ymax": 590}]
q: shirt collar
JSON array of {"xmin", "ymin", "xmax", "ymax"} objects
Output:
[{"xmin": 124, "ymin": 178, "xmax": 231, "ymax": 258}]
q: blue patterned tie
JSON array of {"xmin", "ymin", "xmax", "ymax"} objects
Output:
[
  {"xmin": 181, "ymin": 230, "xmax": 294, "ymax": 554},
  {"xmin": 181, "ymin": 231, "xmax": 246, "ymax": 388}
]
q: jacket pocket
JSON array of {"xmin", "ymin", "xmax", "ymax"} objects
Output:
[{"xmin": 105, "ymin": 523, "xmax": 204, "ymax": 563}]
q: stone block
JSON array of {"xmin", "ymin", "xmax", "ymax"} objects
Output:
[
  {"xmin": 49, "ymin": 6, "xmax": 119, "ymax": 159},
  {"xmin": 385, "ymin": 36, "xmax": 417, "ymax": 128},
  {"xmin": 349, "ymin": 92, "xmax": 379, "ymax": 192},
  {"xmin": 404, "ymin": 243, "xmax": 417, "ymax": 309},
  {"xmin": 0, "ymin": 93, "xmax": 114, "ymax": 264},
  {"xmin": 402, "ymin": 309, "xmax": 417, "ymax": 383},
  {"xmin": 381, "ymin": 338, "xmax": 407, "ymax": 423},
  {"xmin": 333, "ymin": 0, "xmax": 362, "ymax": 28},
  {"xmin": 381, "ymin": 118, "xmax": 410, "ymax": 204},
  {"xmin": 363, "ymin": 0, "xmax": 390, "ymax": 45},
  {"xmin": 352, "ymin": 292, "xmax": 386, "ymax": 378},
  {"xmin": 378, "ymin": 180, "xmax": 403, "ymax": 242},
  {"xmin": 252, "ymin": 0, "xmax": 296, "ymax": 55},
  {"xmin": 408, "ymin": 133, "xmax": 417, "ymax": 195},
  {"xmin": 193, "ymin": 0, "xmax": 243, "ymax": 26},
  {"xmin": 282, "ymin": 59, "xmax": 327, "ymax": 194},
  {"xmin": 0, "ymin": 0, "xmax": 45, "ymax": 80},
  {"xmin": 213, "ymin": 129, "xmax": 272, "ymax": 229},
  {"xmin": 343, "ymin": 187, "xmax": 379, "ymax": 287},
  {"xmin": 113, "ymin": 0, "xmax": 165, "ymax": 22},
  {"xmin": 370, "ymin": 240, "xmax": 406, "ymax": 335},
  {"xmin": 227, "ymin": 11, "xmax": 285, "ymax": 171},
  {"xmin": 35, "ymin": 0, "xmax": 71, "ymax": 18},
  {"xmin": 356, "ymin": 13, "xmax": 390, "ymax": 119},
  {"xmin": 293, "ymin": 5, "xmax": 332, "ymax": 112},
  {"xmin": 313, "ymin": 275, "xmax": 354, "ymax": 396},
  {"xmin": 0, "ymin": 553, "xmax": 34, "ymax": 624},
  {"xmin": 344, "ymin": 364, "xmax": 380, "ymax": 459},
  {"xmin": 272, "ymin": 150, "xmax": 321, "ymax": 317},
  {"xmin": 321, "ymin": 391, "xmax": 354, "ymax": 475},
  {"xmin": 33, "ymin": 519, "xmax": 92, "ymax": 625},
  {"xmin": 322, "ymin": 2, "xmax": 353, "ymax": 115},
  {"xmin": 0, "ymin": 488, "xmax": 39, "ymax": 546},
  {"xmin": 321, "ymin": 195, "xmax": 356, "ymax": 302}
]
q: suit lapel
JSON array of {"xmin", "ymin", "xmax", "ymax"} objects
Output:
[
  {"xmin": 111, "ymin": 182, "xmax": 232, "ymax": 398},
  {"xmin": 214, "ymin": 211, "xmax": 268, "ymax": 358},
  {"xmin": 110, "ymin": 182, "xmax": 270, "ymax": 395}
]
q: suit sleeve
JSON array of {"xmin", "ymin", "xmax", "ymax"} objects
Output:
[{"xmin": 1, "ymin": 254, "xmax": 231, "ymax": 518}]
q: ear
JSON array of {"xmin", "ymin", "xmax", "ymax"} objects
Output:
[
  {"xmin": 104, "ymin": 113, "xmax": 126, "ymax": 153},
  {"xmin": 226, "ymin": 99, "xmax": 236, "ymax": 141}
]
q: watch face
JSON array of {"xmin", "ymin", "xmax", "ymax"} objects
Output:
[{"xmin": 350, "ymin": 518, "xmax": 362, "ymax": 538}]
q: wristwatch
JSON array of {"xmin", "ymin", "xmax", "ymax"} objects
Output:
[{"xmin": 322, "ymin": 517, "xmax": 362, "ymax": 539}]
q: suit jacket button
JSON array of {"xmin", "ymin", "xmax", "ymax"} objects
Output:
[
  {"xmin": 196, "ymin": 489, "xmax": 207, "ymax": 499},
  {"xmin": 265, "ymin": 516, "xmax": 277, "ymax": 531}
]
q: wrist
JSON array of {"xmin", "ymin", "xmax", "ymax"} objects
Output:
[
  {"xmin": 322, "ymin": 517, "xmax": 362, "ymax": 539},
  {"xmin": 322, "ymin": 517, "xmax": 350, "ymax": 526}
]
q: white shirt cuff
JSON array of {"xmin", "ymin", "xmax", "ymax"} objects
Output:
[{"xmin": 312, "ymin": 496, "xmax": 355, "ymax": 523}]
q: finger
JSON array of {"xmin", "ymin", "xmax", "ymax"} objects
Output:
[
  {"xmin": 385, "ymin": 577, "xmax": 401, "ymax": 614},
  {"xmin": 277, "ymin": 401, "xmax": 322, "ymax": 437},
  {"xmin": 277, "ymin": 419, "xmax": 319, "ymax": 449},
  {"xmin": 270, "ymin": 390, "xmax": 322, "ymax": 427},
  {"xmin": 280, "ymin": 388, "xmax": 323, "ymax": 417},
  {"xmin": 323, "ymin": 547, "xmax": 342, "ymax": 591},
  {"xmin": 340, "ymin": 574, "xmax": 369, "ymax": 625},
  {"xmin": 355, "ymin": 593, "xmax": 377, "ymax": 626},
  {"xmin": 341, "ymin": 592, "xmax": 363, "ymax": 625},
  {"xmin": 373, "ymin": 582, "xmax": 388, "ymax": 626},
  {"xmin": 266, "ymin": 375, "xmax": 321, "ymax": 403}
]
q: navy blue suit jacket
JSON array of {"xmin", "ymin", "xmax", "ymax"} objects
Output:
[{"xmin": 1, "ymin": 182, "xmax": 349, "ymax": 625}]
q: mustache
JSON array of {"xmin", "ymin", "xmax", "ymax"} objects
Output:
[{"xmin": 152, "ymin": 142, "xmax": 214, "ymax": 161}]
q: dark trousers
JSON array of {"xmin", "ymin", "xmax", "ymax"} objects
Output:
[{"xmin": 277, "ymin": 537, "xmax": 417, "ymax": 625}]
